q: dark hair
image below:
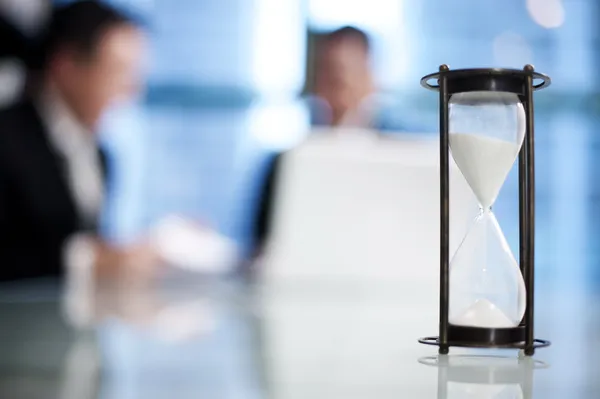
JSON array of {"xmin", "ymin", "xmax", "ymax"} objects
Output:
[
  {"xmin": 30, "ymin": 0, "xmax": 138, "ymax": 71},
  {"xmin": 322, "ymin": 25, "xmax": 371, "ymax": 52}
]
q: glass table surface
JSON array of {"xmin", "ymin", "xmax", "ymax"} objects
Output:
[{"xmin": 0, "ymin": 270, "xmax": 598, "ymax": 399}]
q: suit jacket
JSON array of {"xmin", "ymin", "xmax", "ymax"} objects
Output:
[
  {"xmin": 0, "ymin": 15, "xmax": 28, "ymax": 60},
  {"xmin": 0, "ymin": 100, "xmax": 106, "ymax": 281}
]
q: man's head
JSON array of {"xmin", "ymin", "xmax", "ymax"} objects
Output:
[
  {"xmin": 38, "ymin": 1, "xmax": 145, "ymax": 128},
  {"xmin": 314, "ymin": 26, "xmax": 374, "ymax": 121}
]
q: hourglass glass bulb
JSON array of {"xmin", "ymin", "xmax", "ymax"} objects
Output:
[
  {"xmin": 448, "ymin": 212, "xmax": 526, "ymax": 328},
  {"xmin": 450, "ymin": 133, "xmax": 521, "ymax": 209},
  {"xmin": 447, "ymin": 91, "xmax": 527, "ymax": 329},
  {"xmin": 449, "ymin": 91, "xmax": 526, "ymax": 208}
]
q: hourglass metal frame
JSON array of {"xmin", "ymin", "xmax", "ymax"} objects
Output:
[{"xmin": 418, "ymin": 65, "xmax": 551, "ymax": 355}]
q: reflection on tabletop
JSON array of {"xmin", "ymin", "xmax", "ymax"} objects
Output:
[
  {"xmin": 419, "ymin": 355, "xmax": 549, "ymax": 399},
  {"xmin": 62, "ymin": 271, "xmax": 218, "ymax": 342},
  {"xmin": 63, "ymin": 214, "xmax": 239, "ymax": 338},
  {"xmin": 1, "ymin": 262, "xmax": 600, "ymax": 398}
]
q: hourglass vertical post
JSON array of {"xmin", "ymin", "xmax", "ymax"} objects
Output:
[
  {"xmin": 438, "ymin": 64, "xmax": 451, "ymax": 355},
  {"xmin": 518, "ymin": 120, "xmax": 528, "ymax": 303},
  {"xmin": 523, "ymin": 64, "xmax": 536, "ymax": 355}
]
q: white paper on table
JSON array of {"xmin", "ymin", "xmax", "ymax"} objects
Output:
[{"xmin": 151, "ymin": 215, "xmax": 238, "ymax": 273}]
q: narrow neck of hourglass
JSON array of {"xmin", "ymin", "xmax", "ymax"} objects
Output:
[{"xmin": 478, "ymin": 205, "xmax": 493, "ymax": 215}]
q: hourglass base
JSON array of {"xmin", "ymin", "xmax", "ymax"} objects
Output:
[{"xmin": 419, "ymin": 325, "xmax": 551, "ymax": 352}]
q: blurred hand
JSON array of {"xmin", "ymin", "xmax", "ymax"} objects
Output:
[{"xmin": 93, "ymin": 239, "xmax": 163, "ymax": 281}]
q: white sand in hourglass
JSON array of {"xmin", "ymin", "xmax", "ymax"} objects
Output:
[
  {"xmin": 450, "ymin": 133, "xmax": 521, "ymax": 209},
  {"xmin": 451, "ymin": 298, "xmax": 515, "ymax": 328},
  {"xmin": 449, "ymin": 132, "xmax": 525, "ymax": 328}
]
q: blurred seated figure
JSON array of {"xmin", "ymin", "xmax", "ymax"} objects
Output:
[
  {"xmin": 0, "ymin": 1, "xmax": 156, "ymax": 281},
  {"xmin": 253, "ymin": 26, "xmax": 413, "ymax": 253},
  {"xmin": 306, "ymin": 26, "xmax": 411, "ymax": 132},
  {"xmin": 307, "ymin": 26, "xmax": 375, "ymax": 129}
]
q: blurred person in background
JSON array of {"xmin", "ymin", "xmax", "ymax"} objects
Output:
[
  {"xmin": 0, "ymin": 0, "xmax": 158, "ymax": 282},
  {"xmin": 253, "ymin": 26, "xmax": 399, "ymax": 254},
  {"xmin": 307, "ymin": 26, "xmax": 376, "ymax": 129},
  {"xmin": 307, "ymin": 26, "xmax": 413, "ymax": 131}
]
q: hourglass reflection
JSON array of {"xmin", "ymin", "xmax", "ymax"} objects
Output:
[
  {"xmin": 418, "ymin": 355, "xmax": 549, "ymax": 399},
  {"xmin": 419, "ymin": 66, "xmax": 551, "ymax": 355}
]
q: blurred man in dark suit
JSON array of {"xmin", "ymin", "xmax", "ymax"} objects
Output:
[{"xmin": 0, "ymin": 1, "xmax": 157, "ymax": 281}]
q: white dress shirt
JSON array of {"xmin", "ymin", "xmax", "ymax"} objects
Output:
[
  {"xmin": 37, "ymin": 88, "xmax": 104, "ymax": 225},
  {"xmin": 36, "ymin": 87, "xmax": 104, "ymax": 328}
]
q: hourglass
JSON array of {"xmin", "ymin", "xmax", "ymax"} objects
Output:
[{"xmin": 419, "ymin": 65, "xmax": 551, "ymax": 355}]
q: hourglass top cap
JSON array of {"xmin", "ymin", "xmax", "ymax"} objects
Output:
[{"xmin": 421, "ymin": 66, "xmax": 551, "ymax": 95}]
